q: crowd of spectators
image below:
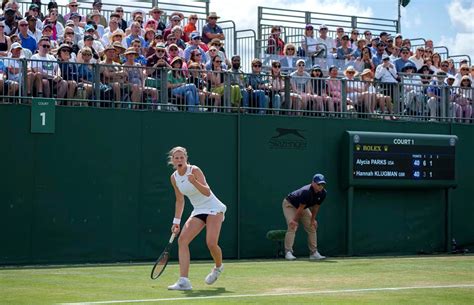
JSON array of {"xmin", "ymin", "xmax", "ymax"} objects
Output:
[{"xmin": 0, "ymin": 0, "xmax": 472, "ymax": 121}]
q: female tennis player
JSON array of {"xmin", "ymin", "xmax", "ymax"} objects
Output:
[{"xmin": 167, "ymin": 146, "xmax": 227, "ymax": 291}]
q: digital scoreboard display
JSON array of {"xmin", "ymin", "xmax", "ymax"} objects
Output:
[{"xmin": 345, "ymin": 131, "xmax": 457, "ymax": 187}]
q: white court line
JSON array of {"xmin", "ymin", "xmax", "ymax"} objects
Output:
[{"xmin": 60, "ymin": 284, "xmax": 474, "ymax": 305}]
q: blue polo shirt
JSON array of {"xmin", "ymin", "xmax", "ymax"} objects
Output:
[
  {"xmin": 19, "ymin": 33, "xmax": 37, "ymax": 53},
  {"xmin": 286, "ymin": 184, "xmax": 327, "ymax": 209}
]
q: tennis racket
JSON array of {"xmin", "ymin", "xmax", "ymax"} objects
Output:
[{"xmin": 150, "ymin": 233, "xmax": 177, "ymax": 280}]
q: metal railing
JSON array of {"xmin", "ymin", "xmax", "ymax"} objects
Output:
[{"xmin": 1, "ymin": 57, "xmax": 472, "ymax": 123}]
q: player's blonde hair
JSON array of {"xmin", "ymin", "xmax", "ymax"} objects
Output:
[{"xmin": 167, "ymin": 146, "xmax": 188, "ymax": 167}]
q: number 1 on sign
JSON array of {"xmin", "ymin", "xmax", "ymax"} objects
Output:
[{"xmin": 40, "ymin": 112, "xmax": 46, "ymax": 126}]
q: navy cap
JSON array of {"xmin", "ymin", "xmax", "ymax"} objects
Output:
[{"xmin": 313, "ymin": 173, "xmax": 326, "ymax": 184}]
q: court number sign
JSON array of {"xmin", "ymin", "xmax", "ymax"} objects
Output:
[{"xmin": 31, "ymin": 98, "xmax": 55, "ymax": 133}]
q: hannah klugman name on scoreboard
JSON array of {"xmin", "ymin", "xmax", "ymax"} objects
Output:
[{"xmin": 354, "ymin": 171, "xmax": 406, "ymax": 177}]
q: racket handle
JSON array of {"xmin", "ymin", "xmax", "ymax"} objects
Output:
[{"xmin": 169, "ymin": 233, "xmax": 176, "ymax": 243}]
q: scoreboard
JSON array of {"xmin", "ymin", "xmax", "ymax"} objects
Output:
[{"xmin": 345, "ymin": 131, "xmax": 457, "ymax": 187}]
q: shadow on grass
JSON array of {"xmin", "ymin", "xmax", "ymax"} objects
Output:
[{"xmin": 182, "ymin": 287, "xmax": 232, "ymax": 297}]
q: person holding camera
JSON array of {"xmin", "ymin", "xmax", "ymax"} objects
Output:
[{"xmin": 375, "ymin": 54, "xmax": 399, "ymax": 105}]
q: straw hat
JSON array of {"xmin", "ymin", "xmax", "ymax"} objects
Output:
[
  {"xmin": 109, "ymin": 29, "xmax": 125, "ymax": 43},
  {"xmin": 344, "ymin": 65, "xmax": 358, "ymax": 77},
  {"xmin": 124, "ymin": 47, "xmax": 138, "ymax": 56},
  {"xmin": 360, "ymin": 69, "xmax": 373, "ymax": 78},
  {"xmin": 207, "ymin": 12, "xmax": 220, "ymax": 19},
  {"xmin": 170, "ymin": 56, "xmax": 183, "ymax": 65},
  {"xmin": 112, "ymin": 41, "xmax": 126, "ymax": 50}
]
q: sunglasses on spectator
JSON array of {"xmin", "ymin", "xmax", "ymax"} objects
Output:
[
  {"xmin": 441, "ymin": 64, "xmax": 449, "ymax": 67},
  {"xmin": 287, "ymin": 48, "xmax": 295, "ymax": 51},
  {"xmin": 195, "ymin": 53, "xmax": 202, "ymax": 56},
  {"xmin": 347, "ymin": 71, "xmax": 355, "ymax": 74},
  {"xmin": 298, "ymin": 63, "xmax": 305, "ymax": 67},
  {"xmin": 209, "ymin": 49, "xmax": 217, "ymax": 52},
  {"xmin": 169, "ymin": 48, "xmax": 178, "ymax": 51},
  {"xmin": 156, "ymin": 49, "xmax": 165, "ymax": 53},
  {"xmin": 190, "ymin": 17, "xmax": 197, "ymax": 20},
  {"xmin": 209, "ymin": 17, "xmax": 218, "ymax": 20},
  {"xmin": 70, "ymin": 4, "xmax": 78, "ymax": 7},
  {"xmin": 461, "ymin": 68, "xmax": 469, "ymax": 71},
  {"xmin": 61, "ymin": 49, "xmax": 71, "ymax": 53},
  {"xmin": 20, "ymin": 24, "xmax": 28, "ymax": 27},
  {"xmin": 168, "ymin": 38, "xmax": 176, "ymax": 41},
  {"xmin": 116, "ymin": 9, "xmax": 123, "ymax": 12},
  {"xmin": 41, "ymin": 44, "xmax": 51, "ymax": 48},
  {"xmin": 65, "ymin": 31, "xmax": 74, "ymax": 34},
  {"xmin": 273, "ymin": 64, "xmax": 281, "ymax": 68},
  {"xmin": 253, "ymin": 64, "xmax": 262, "ymax": 67},
  {"xmin": 215, "ymin": 60, "xmax": 222, "ymax": 63}
]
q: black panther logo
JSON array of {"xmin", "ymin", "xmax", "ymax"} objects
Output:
[{"xmin": 271, "ymin": 128, "xmax": 306, "ymax": 139}]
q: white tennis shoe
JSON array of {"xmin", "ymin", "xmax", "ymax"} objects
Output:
[
  {"xmin": 205, "ymin": 264, "xmax": 224, "ymax": 285},
  {"xmin": 168, "ymin": 277, "xmax": 192, "ymax": 290},
  {"xmin": 285, "ymin": 251, "xmax": 297, "ymax": 260},
  {"xmin": 309, "ymin": 251, "xmax": 326, "ymax": 260}
]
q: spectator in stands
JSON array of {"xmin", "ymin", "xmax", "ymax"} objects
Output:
[
  {"xmin": 400, "ymin": 62, "xmax": 424, "ymax": 117},
  {"xmin": 425, "ymin": 39, "xmax": 434, "ymax": 50},
  {"xmin": 268, "ymin": 60, "xmax": 289, "ymax": 112},
  {"xmin": 167, "ymin": 43, "xmax": 186, "ymax": 69},
  {"xmin": 402, "ymin": 39, "xmax": 412, "ymax": 54},
  {"xmin": 26, "ymin": 3, "xmax": 44, "ymax": 23},
  {"xmin": 0, "ymin": 21, "xmax": 12, "ymax": 57},
  {"xmin": 343, "ymin": 66, "xmax": 361, "ymax": 110},
  {"xmin": 227, "ymin": 55, "xmax": 249, "ymax": 109},
  {"xmin": 375, "ymin": 55, "xmax": 398, "ymax": 104},
  {"xmin": 439, "ymin": 60, "xmax": 451, "ymax": 75},
  {"xmin": 301, "ymin": 24, "xmax": 317, "ymax": 57},
  {"xmin": 446, "ymin": 59, "xmax": 457, "ymax": 75},
  {"xmin": 4, "ymin": 42, "xmax": 22, "ymax": 98},
  {"xmin": 183, "ymin": 14, "xmax": 199, "ymax": 41},
  {"xmin": 209, "ymin": 38, "xmax": 229, "ymax": 66},
  {"xmin": 394, "ymin": 34, "xmax": 403, "ymax": 48},
  {"xmin": 205, "ymin": 46, "xmax": 226, "ymax": 70},
  {"xmin": 349, "ymin": 29, "xmax": 359, "ymax": 49},
  {"xmin": 124, "ymin": 22, "xmax": 146, "ymax": 48},
  {"xmin": 147, "ymin": 43, "xmax": 170, "ymax": 71},
  {"xmin": 336, "ymin": 34, "xmax": 353, "ymax": 61},
  {"xmin": 363, "ymin": 30, "xmax": 372, "ymax": 45},
  {"xmin": 44, "ymin": 8, "xmax": 64, "ymax": 41},
  {"xmin": 167, "ymin": 56, "xmax": 199, "ymax": 111},
  {"xmin": 90, "ymin": 0, "xmax": 107, "ymax": 27},
  {"xmin": 351, "ymin": 39, "xmax": 366, "ymax": 59},
  {"xmin": 418, "ymin": 64, "xmax": 433, "ymax": 91},
  {"xmin": 89, "ymin": 11, "xmax": 105, "ymax": 38},
  {"xmin": 46, "ymin": 2, "xmax": 64, "ymax": 26},
  {"xmin": 30, "ymin": 37, "xmax": 67, "ymax": 98},
  {"xmin": 188, "ymin": 62, "xmax": 221, "ymax": 110},
  {"xmin": 369, "ymin": 37, "xmax": 379, "ymax": 55},
  {"xmin": 78, "ymin": 33, "xmax": 102, "ymax": 62},
  {"xmin": 454, "ymin": 76, "xmax": 473, "ymax": 122},
  {"xmin": 372, "ymin": 42, "xmax": 386, "ymax": 68},
  {"xmin": 64, "ymin": 0, "xmax": 83, "ymax": 23},
  {"xmin": 147, "ymin": 7, "xmax": 166, "ymax": 32},
  {"xmin": 163, "ymin": 15, "xmax": 182, "ymax": 41},
  {"xmin": 41, "ymin": 24, "xmax": 59, "ymax": 49},
  {"xmin": 144, "ymin": 19, "xmax": 158, "ymax": 32},
  {"xmin": 427, "ymin": 71, "xmax": 447, "ymax": 121},
  {"xmin": 76, "ymin": 47, "xmax": 96, "ymax": 101},
  {"xmin": 310, "ymin": 65, "xmax": 331, "ymax": 113},
  {"xmin": 316, "ymin": 24, "xmax": 336, "ymax": 57},
  {"xmin": 290, "ymin": 59, "xmax": 318, "ymax": 113},
  {"xmin": 188, "ymin": 49, "xmax": 205, "ymax": 69},
  {"xmin": 247, "ymin": 58, "xmax": 269, "ymax": 114},
  {"xmin": 430, "ymin": 52, "xmax": 442, "ymax": 73},
  {"xmin": 171, "ymin": 26, "xmax": 186, "ymax": 50},
  {"xmin": 327, "ymin": 65, "xmax": 343, "ymax": 112},
  {"xmin": 113, "ymin": 7, "xmax": 127, "ymax": 31},
  {"xmin": 355, "ymin": 46, "xmax": 375, "ymax": 72},
  {"xmin": 208, "ymin": 55, "xmax": 236, "ymax": 108},
  {"xmin": 57, "ymin": 43, "xmax": 78, "ymax": 101},
  {"xmin": 280, "ymin": 43, "xmax": 297, "ymax": 71},
  {"xmin": 102, "ymin": 18, "xmax": 120, "ymax": 47},
  {"xmin": 2, "ymin": 7, "xmax": 18, "ymax": 36},
  {"xmin": 18, "ymin": 18, "xmax": 37, "ymax": 54},
  {"xmin": 409, "ymin": 46, "xmax": 425, "ymax": 71},
  {"xmin": 266, "ymin": 25, "xmax": 285, "ymax": 56},
  {"xmin": 202, "ymin": 12, "xmax": 224, "ymax": 45},
  {"xmin": 184, "ymin": 32, "xmax": 207, "ymax": 63},
  {"xmin": 101, "ymin": 45, "xmax": 126, "ymax": 103},
  {"xmin": 144, "ymin": 28, "xmax": 156, "ymax": 51},
  {"xmin": 359, "ymin": 69, "xmax": 384, "ymax": 116},
  {"xmin": 379, "ymin": 31, "xmax": 389, "ymax": 44},
  {"xmin": 453, "ymin": 64, "xmax": 472, "ymax": 87},
  {"xmin": 25, "ymin": 15, "xmax": 41, "ymax": 43},
  {"xmin": 130, "ymin": 39, "xmax": 147, "ymax": 65},
  {"xmin": 334, "ymin": 27, "xmax": 345, "ymax": 48},
  {"xmin": 394, "ymin": 47, "xmax": 416, "ymax": 72},
  {"xmin": 424, "ymin": 48, "xmax": 433, "ymax": 60}
]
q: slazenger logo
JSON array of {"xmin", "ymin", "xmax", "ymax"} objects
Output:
[{"xmin": 268, "ymin": 128, "xmax": 307, "ymax": 150}]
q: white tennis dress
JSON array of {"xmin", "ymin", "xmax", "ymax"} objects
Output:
[{"xmin": 174, "ymin": 165, "xmax": 227, "ymax": 219}]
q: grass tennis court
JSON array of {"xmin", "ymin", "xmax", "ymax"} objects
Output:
[{"xmin": 1, "ymin": 255, "xmax": 473, "ymax": 305}]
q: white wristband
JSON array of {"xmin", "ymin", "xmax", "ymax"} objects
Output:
[{"xmin": 172, "ymin": 218, "xmax": 181, "ymax": 225}]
